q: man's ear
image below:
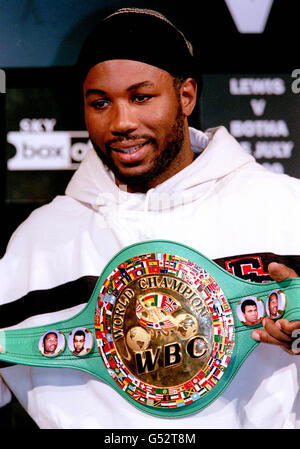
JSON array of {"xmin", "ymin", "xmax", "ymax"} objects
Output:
[{"xmin": 180, "ymin": 78, "xmax": 198, "ymax": 117}]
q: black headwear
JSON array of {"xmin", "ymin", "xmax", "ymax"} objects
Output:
[{"xmin": 76, "ymin": 8, "xmax": 202, "ymax": 85}]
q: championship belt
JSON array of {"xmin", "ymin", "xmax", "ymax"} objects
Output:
[{"xmin": 1, "ymin": 240, "xmax": 300, "ymax": 418}]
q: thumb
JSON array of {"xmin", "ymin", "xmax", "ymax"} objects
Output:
[{"xmin": 268, "ymin": 262, "xmax": 299, "ymax": 282}]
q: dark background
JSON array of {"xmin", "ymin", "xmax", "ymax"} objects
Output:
[{"xmin": 0, "ymin": 0, "xmax": 300, "ymax": 428}]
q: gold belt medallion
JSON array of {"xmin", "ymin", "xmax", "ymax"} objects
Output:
[{"xmin": 95, "ymin": 252, "xmax": 235, "ymax": 409}]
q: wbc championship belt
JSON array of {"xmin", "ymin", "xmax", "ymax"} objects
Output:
[{"xmin": 0, "ymin": 240, "xmax": 300, "ymax": 418}]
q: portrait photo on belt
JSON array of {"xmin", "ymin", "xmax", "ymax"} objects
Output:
[{"xmin": 1, "ymin": 4, "xmax": 300, "ymax": 432}]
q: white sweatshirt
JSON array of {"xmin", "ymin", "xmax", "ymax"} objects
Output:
[{"xmin": 1, "ymin": 126, "xmax": 300, "ymax": 429}]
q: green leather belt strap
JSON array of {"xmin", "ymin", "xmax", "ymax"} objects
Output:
[{"xmin": 0, "ymin": 240, "xmax": 299, "ymax": 418}]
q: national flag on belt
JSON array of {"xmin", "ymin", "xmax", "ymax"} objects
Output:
[
  {"xmin": 168, "ymin": 386, "xmax": 179, "ymax": 395},
  {"xmin": 156, "ymin": 253, "xmax": 165, "ymax": 267},
  {"xmin": 214, "ymin": 334, "xmax": 222, "ymax": 343},
  {"xmin": 162, "ymin": 296, "xmax": 180, "ymax": 312},
  {"xmin": 153, "ymin": 400, "xmax": 162, "ymax": 407},
  {"xmin": 219, "ymin": 341, "xmax": 226, "ymax": 354},
  {"xmin": 167, "ymin": 261, "xmax": 178, "ymax": 269},
  {"xmin": 202, "ymin": 381, "xmax": 212, "ymax": 392},
  {"xmin": 142, "ymin": 293, "xmax": 156, "ymax": 306},
  {"xmin": 126, "ymin": 265, "xmax": 136, "ymax": 277},
  {"xmin": 226, "ymin": 317, "xmax": 234, "ymax": 326},
  {"xmin": 128, "ymin": 374, "xmax": 140, "ymax": 386},
  {"xmin": 206, "ymin": 298, "xmax": 214, "ymax": 308},
  {"xmin": 222, "ymin": 300, "xmax": 231, "ymax": 310},
  {"xmin": 191, "ymin": 392, "xmax": 200, "ymax": 402},
  {"xmin": 192, "ymin": 374, "xmax": 204, "ymax": 384},
  {"xmin": 183, "ymin": 387, "xmax": 195, "ymax": 398},
  {"xmin": 104, "ymin": 312, "xmax": 111, "ymax": 327},
  {"xmin": 191, "ymin": 382, "xmax": 201, "ymax": 392},
  {"xmin": 107, "ymin": 358, "xmax": 117, "ymax": 370},
  {"xmin": 209, "ymin": 282, "xmax": 219, "ymax": 292},
  {"xmin": 119, "ymin": 262, "xmax": 128, "ymax": 268},
  {"xmin": 107, "ymin": 285, "xmax": 114, "ymax": 295},
  {"xmin": 95, "ymin": 316, "xmax": 100, "ymax": 328},
  {"xmin": 166, "ymin": 401, "xmax": 177, "ymax": 408},
  {"xmin": 105, "ymin": 301, "xmax": 114, "ymax": 313},
  {"xmin": 206, "ymin": 377, "xmax": 218, "ymax": 388},
  {"xmin": 119, "ymin": 366, "xmax": 128, "ymax": 378},
  {"xmin": 178, "ymin": 390, "xmax": 188, "ymax": 400},
  {"xmin": 105, "ymin": 293, "xmax": 116, "ymax": 304},
  {"xmin": 142, "ymin": 261, "xmax": 150, "ymax": 274},
  {"xmin": 103, "ymin": 340, "xmax": 114, "ymax": 352},
  {"xmin": 152, "ymin": 393, "xmax": 165, "ymax": 401},
  {"xmin": 155, "ymin": 387, "xmax": 168, "ymax": 395},
  {"xmin": 200, "ymin": 289, "xmax": 210, "ymax": 301},
  {"xmin": 221, "ymin": 355, "xmax": 231, "ymax": 367},
  {"xmin": 141, "ymin": 383, "xmax": 153, "ymax": 393},
  {"xmin": 137, "ymin": 318, "xmax": 153, "ymax": 328},
  {"xmin": 211, "ymin": 346, "xmax": 219, "ymax": 358},
  {"xmin": 146, "ymin": 392, "xmax": 157, "ymax": 400},
  {"xmin": 119, "ymin": 267, "xmax": 132, "ymax": 282},
  {"xmin": 135, "ymin": 267, "xmax": 146, "ymax": 276},
  {"xmin": 132, "ymin": 392, "xmax": 141, "ymax": 400},
  {"xmin": 206, "ymin": 357, "xmax": 213, "ymax": 368},
  {"xmin": 213, "ymin": 369, "xmax": 222, "ymax": 380},
  {"xmin": 213, "ymin": 358, "xmax": 221, "ymax": 367},
  {"xmin": 170, "ymin": 393, "xmax": 180, "ymax": 400},
  {"xmin": 184, "ymin": 379, "xmax": 194, "ymax": 389},
  {"xmin": 102, "ymin": 279, "xmax": 111, "ymax": 291}
]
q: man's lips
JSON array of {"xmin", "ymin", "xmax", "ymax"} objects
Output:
[
  {"xmin": 109, "ymin": 139, "xmax": 150, "ymax": 154},
  {"xmin": 106, "ymin": 138, "xmax": 154, "ymax": 164}
]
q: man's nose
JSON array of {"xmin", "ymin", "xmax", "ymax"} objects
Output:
[{"xmin": 109, "ymin": 102, "xmax": 138, "ymax": 135}]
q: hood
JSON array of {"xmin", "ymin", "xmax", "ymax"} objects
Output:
[{"xmin": 65, "ymin": 126, "xmax": 255, "ymax": 211}]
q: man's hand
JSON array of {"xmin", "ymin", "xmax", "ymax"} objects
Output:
[{"xmin": 251, "ymin": 262, "xmax": 300, "ymax": 354}]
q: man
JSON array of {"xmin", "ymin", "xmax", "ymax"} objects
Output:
[
  {"xmin": 241, "ymin": 299, "xmax": 260, "ymax": 326},
  {"xmin": 72, "ymin": 330, "xmax": 87, "ymax": 356},
  {"xmin": 1, "ymin": 7, "xmax": 300, "ymax": 429},
  {"xmin": 268, "ymin": 292, "xmax": 280, "ymax": 319},
  {"xmin": 42, "ymin": 332, "xmax": 58, "ymax": 356}
]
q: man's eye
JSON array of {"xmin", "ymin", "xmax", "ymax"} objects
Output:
[
  {"xmin": 133, "ymin": 94, "xmax": 153, "ymax": 103},
  {"xmin": 90, "ymin": 99, "xmax": 110, "ymax": 109}
]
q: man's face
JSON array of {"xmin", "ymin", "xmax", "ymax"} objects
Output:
[
  {"xmin": 83, "ymin": 60, "xmax": 192, "ymax": 191},
  {"xmin": 243, "ymin": 305, "xmax": 258, "ymax": 325},
  {"xmin": 44, "ymin": 333, "xmax": 58, "ymax": 354},
  {"xmin": 269, "ymin": 294, "xmax": 278, "ymax": 317},
  {"xmin": 73, "ymin": 335, "xmax": 85, "ymax": 353}
]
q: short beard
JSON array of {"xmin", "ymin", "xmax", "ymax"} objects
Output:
[{"xmin": 90, "ymin": 102, "xmax": 185, "ymax": 190}]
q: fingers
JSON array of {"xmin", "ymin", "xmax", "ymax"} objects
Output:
[
  {"xmin": 268, "ymin": 262, "xmax": 299, "ymax": 281},
  {"xmin": 252, "ymin": 318, "xmax": 292, "ymax": 345},
  {"xmin": 276, "ymin": 318, "xmax": 300, "ymax": 334},
  {"xmin": 262, "ymin": 262, "xmax": 299, "ymax": 353},
  {"xmin": 252, "ymin": 318, "xmax": 300, "ymax": 355}
]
